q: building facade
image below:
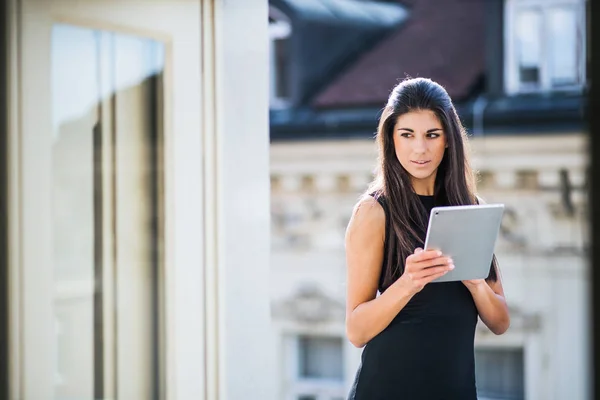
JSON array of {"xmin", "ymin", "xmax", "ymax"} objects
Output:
[{"xmin": 269, "ymin": 0, "xmax": 590, "ymax": 399}]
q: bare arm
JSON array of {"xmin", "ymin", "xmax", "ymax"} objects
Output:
[
  {"xmin": 345, "ymin": 196, "xmax": 454, "ymax": 348},
  {"xmin": 464, "ymin": 195, "xmax": 511, "ymax": 334},
  {"xmin": 463, "ymin": 269, "xmax": 510, "ymax": 335}
]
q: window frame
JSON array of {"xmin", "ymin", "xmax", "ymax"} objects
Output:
[
  {"xmin": 504, "ymin": 0, "xmax": 587, "ymax": 95},
  {"xmin": 474, "ymin": 346, "xmax": 526, "ymax": 400},
  {"xmin": 285, "ymin": 334, "xmax": 346, "ymax": 400}
]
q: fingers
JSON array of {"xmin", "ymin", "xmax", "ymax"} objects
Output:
[
  {"xmin": 414, "ymin": 264, "xmax": 454, "ymax": 279},
  {"xmin": 419, "ymin": 256, "xmax": 453, "ymax": 269},
  {"xmin": 408, "ymin": 248, "xmax": 442, "ymax": 263},
  {"xmin": 421, "ymin": 268, "xmax": 451, "ymax": 284},
  {"xmin": 407, "ymin": 254, "xmax": 453, "ymax": 270},
  {"xmin": 401, "ymin": 252, "xmax": 454, "ymax": 293}
]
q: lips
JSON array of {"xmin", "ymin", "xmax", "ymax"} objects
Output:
[{"xmin": 411, "ymin": 160, "xmax": 430, "ymax": 166}]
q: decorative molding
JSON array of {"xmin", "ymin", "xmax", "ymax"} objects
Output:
[
  {"xmin": 495, "ymin": 170, "xmax": 517, "ymax": 189},
  {"xmin": 499, "ymin": 206, "xmax": 528, "ymax": 247},
  {"xmin": 271, "ymin": 168, "xmax": 586, "ymax": 194},
  {"xmin": 314, "ymin": 174, "xmax": 337, "ymax": 192},
  {"xmin": 280, "ymin": 174, "xmax": 302, "ymax": 192},
  {"xmin": 538, "ymin": 170, "xmax": 561, "ymax": 188},
  {"xmin": 349, "ymin": 172, "xmax": 373, "ymax": 193},
  {"xmin": 271, "ymin": 283, "xmax": 345, "ymax": 324}
]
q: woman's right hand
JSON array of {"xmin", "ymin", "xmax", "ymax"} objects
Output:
[{"xmin": 398, "ymin": 248, "xmax": 454, "ymax": 295}]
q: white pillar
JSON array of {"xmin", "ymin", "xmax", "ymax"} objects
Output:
[{"xmin": 210, "ymin": 0, "xmax": 276, "ymax": 399}]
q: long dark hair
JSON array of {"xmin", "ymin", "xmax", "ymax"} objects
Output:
[{"xmin": 366, "ymin": 77, "xmax": 498, "ymax": 289}]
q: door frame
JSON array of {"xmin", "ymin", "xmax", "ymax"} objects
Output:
[
  {"xmin": 8, "ymin": 0, "xmax": 207, "ymax": 398},
  {"xmin": 6, "ymin": 0, "xmax": 275, "ymax": 399},
  {"xmin": 0, "ymin": 0, "xmax": 10, "ymax": 398},
  {"xmin": 6, "ymin": 0, "xmax": 21, "ymax": 398}
]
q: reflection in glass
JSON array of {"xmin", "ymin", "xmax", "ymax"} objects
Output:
[
  {"xmin": 269, "ymin": 14, "xmax": 291, "ymax": 105},
  {"xmin": 274, "ymin": 36, "xmax": 290, "ymax": 98},
  {"xmin": 516, "ymin": 8, "xmax": 542, "ymax": 87},
  {"xmin": 52, "ymin": 24, "xmax": 164, "ymax": 399},
  {"xmin": 548, "ymin": 6, "xmax": 579, "ymax": 87}
]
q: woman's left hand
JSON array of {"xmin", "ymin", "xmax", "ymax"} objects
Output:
[
  {"xmin": 462, "ymin": 279, "xmax": 486, "ymax": 292},
  {"xmin": 462, "ymin": 276, "xmax": 510, "ymax": 335}
]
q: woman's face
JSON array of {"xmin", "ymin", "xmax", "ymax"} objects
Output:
[{"xmin": 392, "ymin": 109, "xmax": 447, "ymax": 195}]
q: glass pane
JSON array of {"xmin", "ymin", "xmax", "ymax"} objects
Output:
[
  {"xmin": 475, "ymin": 348, "xmax": 525, "ymax": 400},
  {"xmin": 548, "ymin": 6, "xmax": 579, "ymax": 87},
  {"xmin": 516, "ymin": 8, "xmax": 542, "ymax": 86},
  {"xmin": 298, "ymin": 336, "xmax": 344, "ymax": 380},
  {"xmin": 269, "ymin": 17, "xmax": 291, "ymax": 104},
  {"xmin": 52, "ymin": 24, "xmax": 164, "ymax": 399},
  {"xmin": 275, "ymin": 37, "xmax": 290, "ymax": 98},
  {"xmin": 51, "ymin": 26, "xmax": 98, "ymax": 398}
]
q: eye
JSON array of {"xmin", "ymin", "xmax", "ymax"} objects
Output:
[
  {"xmin": 399, "ymin": 132, "xmax": 413, "ymax": 138},
  {"xmin": 427, "ymin": 132, "xmax": 441, "ymax": 138}
]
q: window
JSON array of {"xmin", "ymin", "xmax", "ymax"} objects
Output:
[
  {"xmin": 298, "ymin": 336, "xmax": 344, "ymax": 380},
  {"xmin": 51, "ymin": 24, "xmax": 164, "ymax": 398},
  {"xmin": 286, "ymin": 335, "xmax": 346, "ymax": 400},
  {"xmin": 505, "ymin": 0, "xmax": 586, "ymax": 94},
  {"xmin": 269, "ymin": 6, "xmax": 292, "ymax": 108},
  {"xmin": 475, "ymin": 347, "xmax": 525, "ymax": 400}
]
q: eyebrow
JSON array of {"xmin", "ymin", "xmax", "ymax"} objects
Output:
[{"xmin": 397, "ymin": 127, "xmax": 443, "ymax": 132}]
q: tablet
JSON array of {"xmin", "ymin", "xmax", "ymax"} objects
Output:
[{"xmin": 423, "ymin": 204, "xmax": 504, "ymax": 283}]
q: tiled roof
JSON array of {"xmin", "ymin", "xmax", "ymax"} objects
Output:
[
  {"xmin": 272, "ymin": 0, "xmax": 407, "ymax": 106},
  {"xmin": 313, "ymin": 0, "xmax": 485, "ymax": 108}
]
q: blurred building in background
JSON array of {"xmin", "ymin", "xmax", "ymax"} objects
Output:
[
  {"xmin": 269, "ymin": 0, "xmax": 589, "ymax": 399},
  {"xmin": 2, "ymin": 0, "xmax": 275, "ymax": 399}
]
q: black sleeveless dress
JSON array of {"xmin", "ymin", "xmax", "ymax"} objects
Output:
[{"xmin": 348, "ymin": 194, "xmax": 479, "ymax": 400}]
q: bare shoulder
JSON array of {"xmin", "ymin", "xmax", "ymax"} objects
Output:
[
  {"xmin": 345, "ymin": 195, "xmax": 386, "ymax": 242},
  {"xmin": 345, "ymin": 195, "xmax": 386, "ymax": 313}
]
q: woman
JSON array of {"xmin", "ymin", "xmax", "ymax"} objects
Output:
[{"xmin": 345, "ymin": 77, "xmax": 510, "ymax": 399}]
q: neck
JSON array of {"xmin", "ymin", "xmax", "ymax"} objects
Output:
[{"xmin": 411, "ymin": 178, "xmax": 436, "ymax": 196}]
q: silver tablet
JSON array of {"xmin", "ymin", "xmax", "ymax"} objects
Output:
[{"xmin": 423, "ymin": 204, "xmax": 504, "ymax": 283}]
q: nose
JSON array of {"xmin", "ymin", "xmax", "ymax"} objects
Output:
[{"xmin": 413, "ymin": 136, "xmax": 427, "ymax": 154}]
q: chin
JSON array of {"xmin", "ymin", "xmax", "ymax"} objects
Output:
[{"xmin": 408, "ymin": 170, "xmax": 435, "ymax": 181}]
